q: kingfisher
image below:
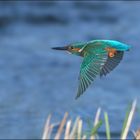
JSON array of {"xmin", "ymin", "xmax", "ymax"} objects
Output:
[{"xmin": 52, "ymin": 40, "xmax": 131, "ymax": 99}]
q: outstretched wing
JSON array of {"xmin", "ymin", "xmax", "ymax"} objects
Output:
[
  {"xmin": 75, "ymin": 47, "xmax": 108, "ymax": 99},
  {"xmin": 100, "ymin": 51, "xmax": 124, "ymax": 77}
]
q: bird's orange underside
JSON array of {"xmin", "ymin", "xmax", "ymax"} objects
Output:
[
  {"xmin": 72, "ymin": 48, "xmax": 81, "ymax": 51},
  {"xmin": 72, "ymin": 47, "xmax": 117, "ymax": 58},
  {"xmin": 105, "ymin": 47, "xmax": 117, "ymax": 58}
]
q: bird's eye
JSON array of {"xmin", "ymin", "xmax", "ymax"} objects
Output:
[{"xmin": 70, "ymin": 46, "xmax": 74, "ymax": 49}]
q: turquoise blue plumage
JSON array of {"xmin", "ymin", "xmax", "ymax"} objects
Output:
[{"xmin": 52, "ymin": 40, "xmax": 131, "ymax": 99}]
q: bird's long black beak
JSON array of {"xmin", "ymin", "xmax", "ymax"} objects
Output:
[{"xmin": 52, "ymin": 46, "xmax": 69, "ymax": 51}]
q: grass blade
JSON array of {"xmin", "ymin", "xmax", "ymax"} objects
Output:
[
  {"xmin": 121, "ymin": 99, "xmax": 137, "ymax": 139},
  {"xmin": 42, "ymin": 114, "xmax": 51, "ymax": 139},
  {"xmin": 69, "ymin": 116, "xmax": 80, "ymax": 139},
  {"xmin": 94, "ymin": 107, "xmax": 101, "ymax": 127},
  {"xmin": 47, "ymin": 124, "xmax": 54, "ymax": 139},
  {"xmin": 77, "ymin": 119, "xmax": 83, "ymax": 139},
  {"xmin": 91, "ymin": 120, "xmax": 102, "ymax": 136},
  {"xmin": 91, "ymin": 107, "xmax": 101, "ymax": 139},
  {"xmin": 104, "ymin": 112, "xmax": 111, "ymax": 140},
  {"xmin": 54, "ymin": 112, "xmax": 68, "ymax": 139},
  {"xmin": 64, "ymin": 120, "xmax": 72, "ymax": 139},
  {"xmin": 121, "ymin": 104, "xmax": 131, "ymax": 138}
]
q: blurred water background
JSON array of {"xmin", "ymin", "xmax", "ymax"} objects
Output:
[{"xmin": 0, "ymin": 1, "xmax": 140, "ymax": 139}]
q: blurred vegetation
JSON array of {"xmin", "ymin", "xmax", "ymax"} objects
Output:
[{"xmin": 42, "ymin": 100, "xmax": 139, "ymax": 139}]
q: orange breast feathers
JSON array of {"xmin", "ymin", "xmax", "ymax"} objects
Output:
[
  {"xmin": 72, "ymin": 48, "xmax": 81, "ymax": 52},
  {"xmin": 105, "ymin": 47, "xmax": 117, "ymax": 58}
]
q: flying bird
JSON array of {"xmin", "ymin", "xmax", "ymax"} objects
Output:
[{"xmin": 52, "ymin": 40, "xmax": 131, "ymax": 99}]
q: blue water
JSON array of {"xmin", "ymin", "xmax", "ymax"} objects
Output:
[{"xmin": 0, "ymin": 1, "xmax": 140, "ymax": 139}]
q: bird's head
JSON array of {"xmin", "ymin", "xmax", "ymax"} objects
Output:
[{"xmin": 52, "ymin": 42, "xmax": 86, "ymax": 56}]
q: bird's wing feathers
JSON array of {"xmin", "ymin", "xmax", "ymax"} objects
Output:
[
  {"xmin": 100, "ymin": 51, "xmax": 124, "ymax": 77},
  {"xmin": 75, "ymin": 46, "xmax": 108, "ymax": 99},
  {"xmin": 75, "ymin": 41, "xmax": 125, "ymax": 99}
]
